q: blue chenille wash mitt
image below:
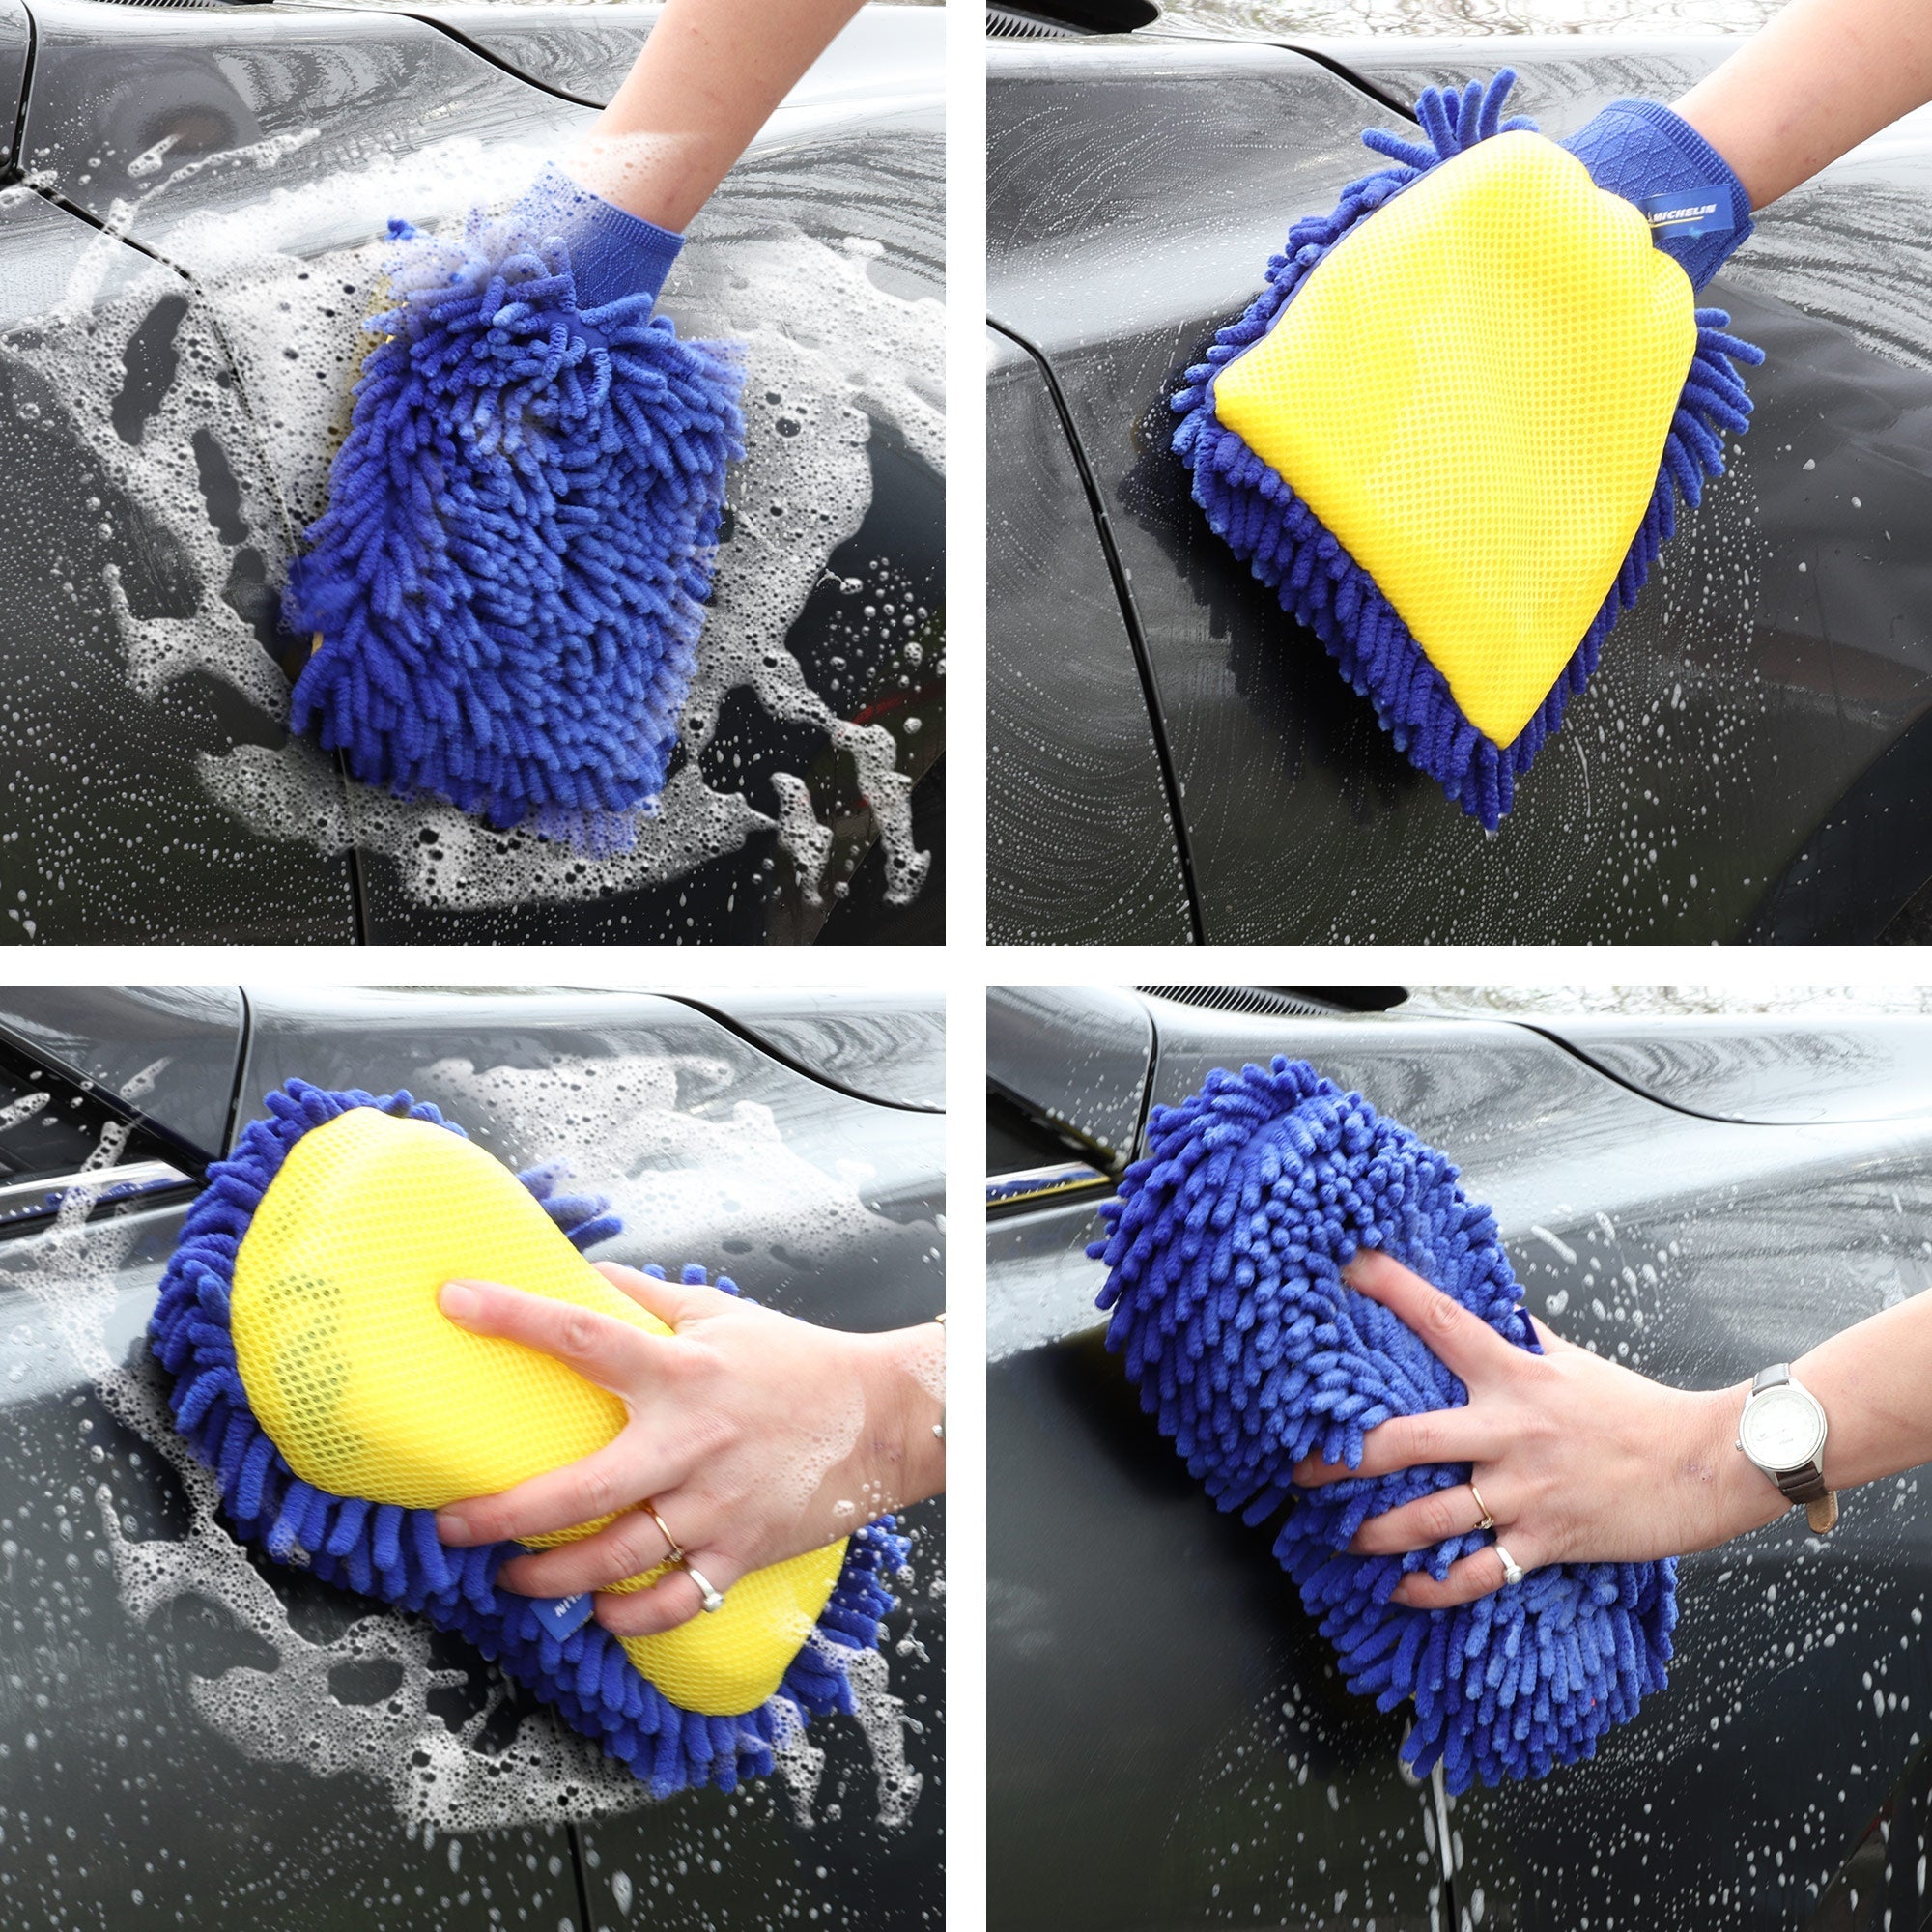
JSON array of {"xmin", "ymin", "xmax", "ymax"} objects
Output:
[
  {"xmin": 285, "ymin": 164, "xmax": 745, "ymax": 848},
  {"xmin": 1172, "ymin": 71, "xmax": 1763, "ymax": 829},
  {"xmin": 150, "ymin": 1079, "xmax": 904, "ymax": 1799},
  {"xmin": 1090, "ymin": 1058, "xmax": 1677, "ymax": 1792}
]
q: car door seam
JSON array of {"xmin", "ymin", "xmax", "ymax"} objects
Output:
[{"xmin": 987, "ymin": 316, "xmax": 1207, "ymax": 944}]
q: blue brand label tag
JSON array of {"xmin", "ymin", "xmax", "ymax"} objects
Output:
[
  {"xmin": 529, "ymin": 1593, "xmax": 593, "ymax": 1639},
  {"xmin": 1639, "ymin": 185, "xmax": 1734, "ymax": 242}
]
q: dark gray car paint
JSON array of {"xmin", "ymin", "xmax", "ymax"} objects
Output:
[
  {"xmin": 0, "ymin": 986, "xmax": 942, "ymax": 1930},
  {"xmin": 990, "ymin": 988, "xmax": 1932, "ymax": 1928},
  {"xmin": 0, "ymin": 0, "xmax": 26, "ymax": 170},
  {"xmin": 988, "ymin": 327, "xmax": 1195, "ymax": 945},
  {"xmin": 3, "ymin": 1, "xmax": 941, "ymax": 945},
  {"xmin": 986, "ymin": 36, "xmax": 1932, "ymax": 944},
  {"xmin": 987, "ymin": 984, "xmax": 1153, "ymax": 1159}
]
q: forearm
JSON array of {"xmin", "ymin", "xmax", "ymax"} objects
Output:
[
  {"xmin": 574, "ymin": 0, "xmax": 866, "ymax": 231},
  {"xmin": 1674, "ymin": 0, "xmax": 1932, "ymax": 210}
]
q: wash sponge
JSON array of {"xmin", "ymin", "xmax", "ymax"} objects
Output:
[
  {"xmin": 1173, "ymin": 71, "xmax": 1761, "ymax": 827},
  {"xmin": 151, "ymin": 1078, "xmax": 902, "ymax": 1796},
  {"xmin": 285, "ymin": 193, "xmax": 745, "ymax": 849},
  {"xmin": 1089, "ymin": 1057, "xmax": 1676, "ymax": 1791}
]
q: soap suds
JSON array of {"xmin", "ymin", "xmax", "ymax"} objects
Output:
[
  {"xmin": 9, "ymin": 132, "xmax": 943, "ymax": 917},
  {"xmin": 0, "ymin": 1084, "xmax": 927, "ymax": 1834}
]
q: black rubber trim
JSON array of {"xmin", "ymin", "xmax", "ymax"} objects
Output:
[
  {"xmin": 5, "ymin": 0, "xmax": 33, "ymax": 179},
  {"xmin": 666, "ymin": 997, "xmax": 945, "ymax": 1116},
  {"xmin": 392, "ymin": 7, "xmax": 612, "ymax": 111},
  {"xmin": 988, "ymin": 318, "xmax": 1207, "ymax": 945},
  {"xmin": 1275, "ymin": 43, "xmax": 1424, "ymax": 124},
  {"xmin": 224, "ymin": 987, "xmax": 254, "ymax": 1157}
]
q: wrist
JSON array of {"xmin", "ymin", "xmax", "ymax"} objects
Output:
[
  {"xmin": 846, "ymin": 1322, "xmax": 945, "ymax": 1523},
  {"xmin": 1690, "ymin": 1379, "xmax": 1797, "ymax": 1544},
  {"xmin": 512, "ymin": 160, "xmax": 684, "ymax": 311}
]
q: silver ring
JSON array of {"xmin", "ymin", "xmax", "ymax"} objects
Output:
[
  {"xmin": 685, "ymin": 1564, "xmax": 725, "ymax": 1614},
  {"xmin": 1493, "ymin": 1541, "xmax": 1527, "ymax": 1588},
  {"xmin": 1468, "ymin": 1481, "xmax": 1495, "ymax": 1533}
]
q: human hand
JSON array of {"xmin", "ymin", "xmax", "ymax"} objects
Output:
[
  {"xmin": 1292, "ymin": 1250, "xmax": 1778, "ymax": 1607},
  {"xmin": 432, "ymin": 1263, "xmax": 943, "ymax": 1636}
]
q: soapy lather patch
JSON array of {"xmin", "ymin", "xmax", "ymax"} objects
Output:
[
  {"xmin": 17, "ymin": 132, "xmax": 943, "ymax": 915},
  {"xmin": 0, "ymin": 1089, "xmax": 926, "ymax": 1833}
]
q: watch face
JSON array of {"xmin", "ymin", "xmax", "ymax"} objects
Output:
[{"xmin": 1741, "ymin": 1384, "xmax": 1826, "ymax": 1469}]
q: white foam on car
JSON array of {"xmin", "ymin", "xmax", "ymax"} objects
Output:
[
  {"xmin": 12, "ymin": 130, "xmax": 943, "ymax": 915},
  {"xmin": 0, "ymin": 1081, "xmax": 928, "ymax": 1835}
]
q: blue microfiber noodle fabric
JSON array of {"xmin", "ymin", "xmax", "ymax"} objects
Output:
[
  {"xmin": 1089, "ymin": 1057, "xmax": 1677, "ymax": 1793},
  {"xmin": 149, "ymin": 1078, "xmax": 905, "ymax": 1800},
  {"xmin": 284, "ymin": 195, "xmax": 746, "ymax": 849},
  {"xmin": 1171, "ymin": 70, "xmax": 1765, "ymax": 830}
]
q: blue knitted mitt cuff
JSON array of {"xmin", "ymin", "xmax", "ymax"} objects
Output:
[
  {"xmin": 1563, "ymin": 97, "xmax": 1754, "ymax": 290},
  {"xmin": 513, "ymin": 159, "xmax": 685, "ymax": 311}
]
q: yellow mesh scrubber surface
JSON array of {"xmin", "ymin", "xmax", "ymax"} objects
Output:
[
  {"xmin": 1173, "ymin": 71, "xmax": 1762, "ymax": 829},
  {"xmin": 151, "ymin": 1079, "xmax": 906, "ymax": 1798}
]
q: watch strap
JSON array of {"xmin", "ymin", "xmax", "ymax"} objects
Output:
[{"xmin": 1776, "ymin": 1463, "xmax": 1829, "ymax": 1505}]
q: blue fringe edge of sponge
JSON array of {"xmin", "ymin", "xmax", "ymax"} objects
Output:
[
  {"xmin": 1171, "ymin": 70, "xmax": 1765, "ymax": 829},
  {"xmin": 1088, "ymin": 1055, "xmax": 1677, "ymax": 1793},
  {"xmin": 149, "ymin": 1076, "xmax": 904, "ymax": 1799}
]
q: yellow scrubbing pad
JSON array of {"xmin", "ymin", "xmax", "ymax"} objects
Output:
[
  {"xmin": 1211, "ymin": 130, "xmax": 1694, "ymax": 748},
  {"xmin": 231, "ymin": 1104, "xmax": 844, "ymax": 1715}
]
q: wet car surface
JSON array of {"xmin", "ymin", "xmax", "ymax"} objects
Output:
[
  {"xmin": 989, "ymin": 987, "xmax": 1932, "ymax": 1929},
  {"xmin": 0, "ymin": 985, "xmax": 945, "ymax": 1929},
  {"xmin": 986, "ymin": 22, "xmax": 1932, "ymax": 944},
  {"xmin": 0, "ymin": 1, "xmax": 943, "ymax": 944}
]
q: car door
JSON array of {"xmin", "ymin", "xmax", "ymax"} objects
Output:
[
  {"xmin": 986, "ymin": 26, "xmax": 1932, "ymax": 944},
  {"xmin": 989, "ymin": 987, "xmax": 1932, "ymax": 1929},
  {"xmin": 0, "ymin": 985, "xmax": 944, "ymax": 1929},
  {"xmin": 6, "ymin": 0, "xmax": 943, "ymax": 944}
]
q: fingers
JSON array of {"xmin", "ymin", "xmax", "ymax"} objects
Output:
[
  {"xmin": 1391, "ymin": 1531, "xmax": 1547, "ymax": 1609},
  {"xmin": 495, "ymin": 1500, "xmax": 682, "ymax": 1597},
  {"xmin": 437, "ymin": 1430, "xmax": 675, "ymax": 1546},
  {"xmin": 1349, "ymin": 1479, "xmax": 1503, "ymax": 1556},
  {"xmin": 440, "ymin": 1277, "xmax": 666, "ymax": 1395},
  {"xmin": 1526, "ymin": 1314, "xmax": 1573, "ymax": 1355},
  {"xmin": 593, "ymin": 1261, "xmax": 732, "ymax": 1330},
  {"xmin": 1293, "ymin": 1403, "xmax": 1494, "ymax": 1487},
  {"xmin": 1343, "ymin": 1249, "xmax": 1518, "ymax": 1382},
  {"xmin": 596, "ymin": 1548, "xmax": 745, "ymax": 1640}
]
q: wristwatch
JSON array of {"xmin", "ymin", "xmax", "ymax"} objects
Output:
[{"xmin": 1736, "ymin": 1363, "xmax": 1838, "ymax": 1534}]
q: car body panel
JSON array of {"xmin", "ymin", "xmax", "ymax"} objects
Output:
[
  {"xmin": 990, "ymin": 988, "xmax": 1932, "ymax": 1927},
  {"xmin": 988, "ymin": 326, "xmax": 1195, "ymax": 944},
  {"xmin": 3, "ymin": 0, "xmax": 942, "ymax": 944},
  {"xmin": 0, "ymin": 986, "xmax": 942, "ymax": 1928},
  {"xmin": 673, "ymin": 989, "xmax": 946, "ymax": 1112},
  {"xmin": 986, "ymin": 35, "xmax": 1932, "ymax": 943},
  {"xmin": 1522, "ymin": 1011, "xmax": 1932, "ymax": 1125}
]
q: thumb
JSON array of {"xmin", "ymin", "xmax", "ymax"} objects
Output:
[{"xmin": 594, "ymin": 1260, "xmax": 737, "ymax": 1330}]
